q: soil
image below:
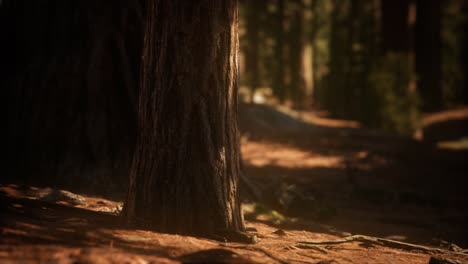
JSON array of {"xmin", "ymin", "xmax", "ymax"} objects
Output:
[{"xmin": 1, "ymin": 104, "xmax": 467, "ymax": 263}]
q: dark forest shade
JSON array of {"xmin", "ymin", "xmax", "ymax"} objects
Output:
[
  {"xmin": 381, "ymin": 0, "xmax": 413, "ymax": 54},
  {"xmin": 123, "ymin": 0, "xmax": 245, "ymax": 236},
  {"xmin": 4, "ymin": 1, "xmax": 143, "ymax": 193},
  {"xmin": 415, "ymin": 0, "xmax": 442, "ymax": 111}
]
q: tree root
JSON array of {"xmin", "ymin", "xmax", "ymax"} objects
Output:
[{"xmin": 297, "ymin": 235, "xmax": 467, "ymax": 256}]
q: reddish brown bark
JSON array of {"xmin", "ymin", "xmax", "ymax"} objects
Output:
[{"xmin": 123, "ymin": 0, "xmax": 245, "ymax": 237}]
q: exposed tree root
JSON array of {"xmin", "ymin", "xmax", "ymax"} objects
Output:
[{"xmin": 297, "ymin": 235, "xmax": 467, "ymax": 256}]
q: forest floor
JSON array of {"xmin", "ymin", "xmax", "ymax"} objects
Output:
[{"xmin": 1, "ymin": 103, "xmax": 467, "ymax": 264}]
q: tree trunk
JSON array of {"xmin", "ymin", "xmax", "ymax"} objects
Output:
[
  {"xmin": 245, "ymin": 1, "xmax": 261, "ymax": 103},
  {"xmin": 309, "ymin": 0, "xmax": 318, "ymax": 106},
  {"xmin": 415, "ymin": 0, "xmax": 442, "ymax": 111},
  {"xmin": 273, "ymin": 0, "xmax": 286, "ymax": 102},
  {"xmin": 123, "ymin": 0, "xmax": 245, "ymax": 237},
  {"xmin": 327, "ymin": 0, "xmax": 350, "ymax": 117},
  {"xmin": 381, "ymin": 0, "xmax": 417, "ymax": 93},
  {"xmin": 288, "ymin": 0, "xmax": 306, "ymax": 108}
]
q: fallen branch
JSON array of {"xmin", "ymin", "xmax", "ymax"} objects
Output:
[{"xmin": 297, "ymin": 235, "xmax": 467, "ymax": 256}]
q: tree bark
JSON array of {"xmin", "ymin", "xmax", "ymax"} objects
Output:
[{"xmin": 123, "ymin": 0, "xmax": 245, "ymax": 237}]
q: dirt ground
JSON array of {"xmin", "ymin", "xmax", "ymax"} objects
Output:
[{"xmin": 1, "ymin": 104, "xmax": 467, "ymax": 263}]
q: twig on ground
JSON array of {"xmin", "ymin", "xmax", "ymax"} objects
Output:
[{"xmin": 297, "ymin": 235, "xmax": 467, "ymax": 256}]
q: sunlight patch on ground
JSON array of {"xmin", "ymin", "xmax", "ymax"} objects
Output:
[
  {"xmin": 422, "ymin": 107, "xmax": 468, "ymax": 126},
  {"xmin": 242, "ymin": 141, "xmax": 344, "ymax": 169},
  {"xmin": 274, "ymin": 105, "xmax": 361, "ymax": 129},
  {"xmin": 437, "ymin": 137, "xmax": 468, "ymax": 150}
]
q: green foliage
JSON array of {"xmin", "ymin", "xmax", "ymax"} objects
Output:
[{"xmin": 368, "ymin": 53, "xmax": 421, "ymax": 135}]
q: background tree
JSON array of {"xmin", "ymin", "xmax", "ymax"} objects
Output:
[
  {"xmin": 244, "ymin": 1, "xmax": 263, "ymax": 103},
  {"xmin": 272, "ymin": 0, "xmax": 287, "ymax": 102},
  {"xmin": 415, "ymin": 0, "xmax": 442, "ymax": 112},
  {"xmin": 4, "ymin": 0, "xmax": 144, "ymax": 195},
  {"xmin": 123, "ymin": 0, "xmax": 246, "ymax": 239},
  {"xmin": 287, "ymin": 0, "xmax": 306, "ymax": 108}
]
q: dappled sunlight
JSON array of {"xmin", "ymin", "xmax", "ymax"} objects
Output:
[
  {"xmin": 274, "ymin": 105, "xmax": 361, "ymax": 129},
  {"xmin": 242, "ymin": 141, "xmax": 344, "ymax": 169},
  {"xmin": 422, "ymin": 107, "xmax": 468, "ymax": 127}
]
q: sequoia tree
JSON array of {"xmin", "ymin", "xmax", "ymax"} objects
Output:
[{"xmin": 123, "ymin": 0, "xmax": 247, "ymax": 239}]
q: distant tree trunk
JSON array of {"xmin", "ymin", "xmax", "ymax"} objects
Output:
[
  {"xmin": 327, "ymin": 0, "xmax": 350, "ymax": 117},
  {"xmin": 288, "ymin": 0, "xmax": 306, "ymax": 108},
  {"xmin": 245, "ymin": 1, "xmax": 261, "ymax": 103},
  {"xmin": 123, "ymin": 0, "xmax": 245, "ymax": 237},
  {"xmin": 273, "ymin": 0, "xmax": 286, "ymax": 102},
  {"xmin": 381, "ymin": 0, "xmax": 417, "ymax": 93},
  {"xmin": 310, "ymin": 0, "xmax": 318, "ymax": 106},
  {"xmin": 415, "ymin": 0, "xmax": 442, "ymax": 112},
  {"xmin": 464, "ymin": 2, "xmax": 468, "ymax": 104}
]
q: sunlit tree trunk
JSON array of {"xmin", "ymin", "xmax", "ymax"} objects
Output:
[{"xmin": 123, "ymin": 0, "xmax": 246, "ymax": 238}]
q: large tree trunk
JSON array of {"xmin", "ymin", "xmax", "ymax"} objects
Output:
[{"xmin": 123, "ymin": 0, "xmax": 245, "ymax": 237}]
